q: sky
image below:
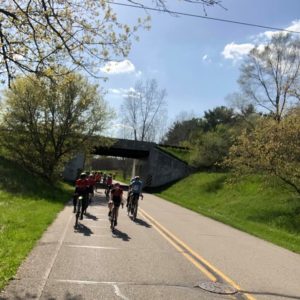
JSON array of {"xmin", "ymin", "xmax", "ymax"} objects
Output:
[{"xmin": 99, "ymin": 0, "xmax": 300, "ymax": 138}]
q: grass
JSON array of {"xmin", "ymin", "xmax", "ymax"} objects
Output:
[
  {"xmin": 155, "ymin": 172, "xmax": 300, "ymax": 253},
  {"xmin": 158, "ymin": 146, "xmax": 191, "ymax": 164},
  {"xmin": 0, "ymin": 156, "xmax": 73, "ymax": 291}
]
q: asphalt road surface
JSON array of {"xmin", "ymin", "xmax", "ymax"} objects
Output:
[{"xmin": 1, "ymin": 188, "xmax": 300, "ymax": 300}]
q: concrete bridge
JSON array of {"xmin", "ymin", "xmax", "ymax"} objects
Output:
[{"xmin": 63, "ymin": 138, "xmax": 191, "ymax": 187}]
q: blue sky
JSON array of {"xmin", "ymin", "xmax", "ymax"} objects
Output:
[{"xmin": 100, "ymin": 0, "xmax": 300, "ymax": 137}]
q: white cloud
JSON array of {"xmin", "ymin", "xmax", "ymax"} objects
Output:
[
  {"xmin": 202, "ymin": 54, "xmax": 212, "ymax": 63},
  {"xmin": 261, "ymin": 20, "xmax": 300, "ymax": 39},
  {"xmin": 222, "ymin": 20, "xmax": 300, "ymax": 62},
  {"xmin": 135, "ymin": 70, "xmax": 142, "ymax": 77},
  {"xmin": 100, "ymin": 59, "xmax": 135, "ymax": 74},
  {"xmin": 108, "ymin": 87, "xmax": 136, "ymax": 96},
  {"xmin": 287, "ymin": 20, "xmax": 300, "ymax": 33},
  {"xmin": 222, "ymin": 42, "xmax": 254, "ymax": 61}
]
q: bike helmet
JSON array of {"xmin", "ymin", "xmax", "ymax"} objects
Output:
[{"xmin": 80, "ymin": 172, "xmax": 87, "ymax": 179}]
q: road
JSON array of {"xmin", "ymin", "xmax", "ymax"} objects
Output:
[{"xmin": 1, "ymin": 189, "xmax": 300, "ymax": 300}]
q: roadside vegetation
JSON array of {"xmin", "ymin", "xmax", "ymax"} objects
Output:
[
  {"xmin": 156, "ymin": 33, "xmax": 300, "ymax": 253},
  {"xmin": 0, "ymin": 156, "xmax": 72, "ymax": 291},
  {"xmin": 156, "ymin": 172, "xmax": 300, "ymax": 253},
  {"xmin": 158, "ymin": 146, "xmax": 191, "ymax": 164}
]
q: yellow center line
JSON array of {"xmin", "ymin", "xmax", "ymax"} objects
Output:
[
  {"xmin": 139, "ymin": 210, "xmax": 217, "ymax": 282},
  {"xmin": 139, "ymin": 208, "xmax": 256, "ymax": 300}
]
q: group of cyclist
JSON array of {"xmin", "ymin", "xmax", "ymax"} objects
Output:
[{"xmin": 73, "ymin": 171, "xmax": 143, "ymax": 229}]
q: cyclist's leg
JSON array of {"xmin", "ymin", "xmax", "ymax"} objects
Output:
[
  {"xmin": 113, "ymin": 199, "xmax": 121, "ymax": 226},
  {"xmin": 115, "ymin": 206, "xmax": 120, "ymax": 226},
  {"xmin": 126, "ymin": 190, "xmax": 132, "ymax": 207},
  {"xmin": 131, "ymin": 193, "xmax": 136, "ymax": 214},
  {"xmin": 110, "ymin": 205, "xmax": 115, "ymax": 229},
  {"xmin": 73, "ymin": 194, "xmax": 77, "ymax": 213},
  {"xmin": 131, "ymin": 193, "xmax": 139, "ymax": 219},
  {"xmin": 81, "ymin": 194, "xmax": 88, "ymax": 218},
  {"xmin": 108, "ymin": 200, "xmax": 113, "ymax": 217}
]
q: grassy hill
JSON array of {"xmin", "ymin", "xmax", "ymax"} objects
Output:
[
  {"xmin": 155, "ymin": 172, "xmax": 300, "ymax": 253},
  {"xmin": 0, "ymin": 156, "xmax": 72, "ymax": 291},
  {"xmin": 158, "ymin": 145, "xmax": 191, "ymax": 164}
]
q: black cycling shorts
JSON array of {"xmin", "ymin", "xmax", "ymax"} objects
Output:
[{"xmin": 112, "ymin": 197, "xmax": 121, "ymax": 207}]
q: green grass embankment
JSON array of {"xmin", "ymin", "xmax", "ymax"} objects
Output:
[
  {"xmin": 155, "ymin": 172, "xmax": 300, "ymax": 253},
  {"xmin": 158, "ymin": 145, "xmax": 191, "ymax": 164},
  {"xmin": 0, "ymin": 156, "xmax": 73, "ymax": 291}
]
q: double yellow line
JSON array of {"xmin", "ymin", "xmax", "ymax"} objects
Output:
[{"xmin": 139, "ymin": 208, "xmax": 256, "ymax": 300}]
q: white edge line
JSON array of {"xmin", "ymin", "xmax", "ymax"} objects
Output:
[{"xmin": 37, "ymin": 213, "xmax": 74, "ymax": 299}]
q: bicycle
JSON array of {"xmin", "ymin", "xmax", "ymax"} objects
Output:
[
  {"xmin": 110, "ymin": 201, "xmax": 123, "ymax": 232},
  {"xmin": 105, "ymin": 184, "xmax": 112, "ymax": 198},
  {"xmin": 75, "ymin": 195, "xmax": 83, "ymax": 228},
  {"xmin": 110, "ymin": 204, "xmax": 117, "ymax": 232},
  {"xmin": 130, "ymin": 194, "xmax": 143, "ymax": 221},
  {"xmin": 127, "ymin": 192, "xmax": 133, "ymax": 216}
]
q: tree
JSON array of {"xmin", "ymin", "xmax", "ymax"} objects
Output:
[
  {"xmin": 189, "ymin": 124, "xmax": 234, "ymax": 169},
  {"xmin": 0, "ymin": 1, "xmax": 222, "ymax": 87},
  {"xmin": 202, "ymin": 106, "xmax": 236, "ymax": 131},
  {"xmin": 239, "ymin": 33, "xmax": 300, "ymax": 122},
  {"xmin": 122, "ymin": 79, "xmax": 167, "ymax": 142},
  {"xmin": 0, "ymin": 71, "xmax": 110, "ymax": 180},
  {"xmin": 162, "ymin": 118, "xmax": 203, "ymax": 146},
  {"xmin": 0, "ymin": 1, "xmax": 148, "ymax": 86},
  {"xmin": 225, "ymin": 114, "xmax": 300, "ymax": 194}
]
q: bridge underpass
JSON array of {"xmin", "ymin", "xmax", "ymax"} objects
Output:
[{"xmin": 63, "ymin": 139, "xmax": 191, "ymax": 187}]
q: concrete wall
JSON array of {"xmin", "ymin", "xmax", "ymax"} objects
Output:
[
  {"xmin": 142, "ymin": 147, "xmax": 191, "ymax": 187},
  {"xmin": 63, "ymin": 144, "xmax": 190, "ymax": 187}
]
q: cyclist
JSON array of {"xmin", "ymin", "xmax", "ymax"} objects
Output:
[
  {"xmin": 87, "ymin": 174, "xmax": 96, "ymax": 206},
  {"xmin": 105, "ymin": 174, "xmax": 113, "ymax": 197},
  {"xmin": 126, "ymin": 176, "xmax": 135, "ymax": 206},
  {"xmin": 127, "ymin": 176, "xmax": 143, "ymax": 209},
  {"xmin": 108, "ymin": 183, "xmax": 124, "ymax": 227},
  {"xmin": 102, "ymin": 173, "xmax": 107, "ymax": 184},
  {"xmin": 74, "ymin": 173, "xmax": 89, "ymax": 219}
]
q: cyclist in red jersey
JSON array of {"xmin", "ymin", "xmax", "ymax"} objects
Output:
[
  {"xmin": 74, "ymin": 173, "xmax": 89, "ymax": 219},
  {"xmin": 105, "ymin": 174, "xmax": 113, "ymax": 197},
  {"xmin": 88, "ymin": 174, "xmax": 96, "ymax": 196},
  {"xmin": 108, "ymin": 183, "xmax": 123, "ymax": 226}
]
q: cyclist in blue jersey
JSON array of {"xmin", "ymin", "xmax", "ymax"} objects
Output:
[{"xmin": 127, "ymin": 176, "xmax": 143, "ymax": 209}]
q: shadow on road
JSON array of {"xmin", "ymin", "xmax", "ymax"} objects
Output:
[
  {"xmin": 112, "ymin": 228, "xmax": 131, "ymax": 242},
  {"xmin": 74, "ymin": 223, "xmax": 94, "ymax": 236},
  {"xmin": 133, "ymin": 217, "xmax": 152, "ymax": 228},
  {"xmin": 83, "ymin": 212, "xmax": 98, "ymax": 220}
]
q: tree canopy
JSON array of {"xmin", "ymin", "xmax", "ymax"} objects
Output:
[
  {"xmin": 225, "ymin": 111, "xmax": 300, "ymax": 194},
  {"xmin": 0, "ymin": 71, "xmax": 110, "ymax": 180},
  {"xmin": 239, "ymin": 33, "xmax": 300, "ymax": 122},
  {"xmin": 0, "ymin": 1, "xmax": 148, "ymax": 86},
  {"xmin": 0, "ymin": 0, "xmax": 222, "ymax": 87}
]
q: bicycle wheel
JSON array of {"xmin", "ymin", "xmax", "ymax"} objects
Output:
[
  {"xmin": 75, "ymin": 198, "xmax": 81, "ymax": 228},
  {"xmin": 110, "ymin": 207, "xmax": 115, "ymax": 231},
  {"xmin": 127, "ymin": 199, "xmax": 131, "ymax": 216},
  {"xmin": 133, "ymin": 200, "xmax": 138, "ymax": 221},
  {"xmin": 130, "ymin": 197, "xmax": 135, "ymax": 215}
]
